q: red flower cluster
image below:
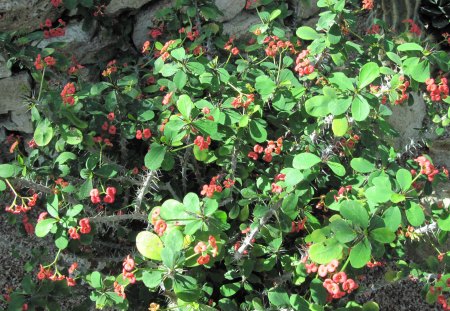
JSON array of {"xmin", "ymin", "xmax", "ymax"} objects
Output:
[
  {"xmin": 194, "ymin": 136, "xmax": 211, "ymax": 151},
  {"xmin": 90, "ymin": 187, "xmax": 117, "ymax": 204},
  {"xmin": 334, "ymin": 185, "xmax": 352, "ymax": 201},
  {"xmin": 101, "ymin": 120, "xmax": 117, "ymax": 136},
  {"xmin": 122, "ymin": 255, "xmax": 136, "ymax": 284},
  {"xmin": 429, "ymin": 284, "xmax": 450, "ymax": 310},
  {"xmin": 263, "ymin": 35, "xmax": 296, "ymax": 57},
  {"xmin": 34, "ymin": 54, "xmax": 56, "ymax": 70},
  {"xmin": 61, "ymin": 82, "xmax": 76, "ymax": 106},
  {"xmin": 68, "ymin": 218, "xmax": 91, "ymax": 239},
  {"xmin": 231, "ymin": 93, "xmax": 254, "ymax": 109},
  {"xmin": 136, "ymin": 128, "xmax": 152, "ymax": 140},
  {"xmin": 37, "ymin": 265, "xmax": 76, "ymax": 287},
  {"xmin": 194, "ymin": 235, "xmax": 218, "ymax": 265},
  {"xmin": 362, "ymin": 0, "xmax": 374, "ymax": 10},
  {"xmin": 179, "ymin": 26, "xmax": 199, "ymax": 41},
  {"xmin": 162, "ymin": 91, "xmax": 173, "ymax": 105},
  {"xmin": 22, "ymin": 215, "xmax": 34, "ymax": 235},
  {"xmin": 157, "ymin": 40, "xmax": 176, "ymax": 61},
  {"xmin": 5, "ymin": 193, "xmax": 38, "ymax": 214},
  {"xmin": 224, "ymin": 37, "xmax": 239, "ymax": 55},
  {"xmin": 149, "ymin": 26, "xmax": 163, "ymax": 39},
  {"xmin": 403, "ymin": 19, "xmax": 421, "ymax": 36},
  {"xmin": 248, "ymin": 138, "xmax": 283, "ymax": 163},
  {"xmin": 291, "ymin": 217, "xmax": 307, "ymax": 233},
  {"xmin": 367, "ymin": 24, "xmax": 381, "ymax": 35},
  {"xmin": 366, "ymin": 260, "xmax": 384, "ymax": 268},
  {"xmin": 154, "ymin": 219, "xmax": 167, "ymax": 236},
  {"xmin": 414, "ymin": 155, "xmax": 440, "ymax": 182},
  {"xmin": 40, "ymin": 18, "xmax": 66, "ymax": 38},
  {"xmin": 50, "ymin": 0, "xmax": 62, "ymax": 7},
  {"xmin": 393, "ymin": 76, "xmax": 409, "ymax": 105},
  {"xmin": 426, "ymin": 77, "xmax": 449, "ymax": 102},
  {"xmin": 102, "ymin": 59, "xmax": 118, "ymax": 77},
  {"xmin": 200, "ymin": 175, "xmax": 224, "ymax": 198},
  {"xmin": 114, "ymin": 281, "xmax": 126, "ymax": 299},
  {"xmin": 294, "ymin": 49, "xmax": 314, "ymax": 76}
]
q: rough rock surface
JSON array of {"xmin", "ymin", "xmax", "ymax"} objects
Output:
[
  {"xmin": 297, "ymin": 0, "xmax": 320, "ymax": 19},
  {"xmin": 0, "ymin": 54, "xmax": 12, "ymax": 79},
  {"xmin": 429, "ymin": 139, "xmax": 450, "ymax": 168},
  {"xmin": 214, "ymin": 0, "xmax": 246, "ymax": 22},
  {"xmin": 0, "ymin": 73, "xmax": 33, "ymax": 133},
  {"xmin": 105, "ymin": 0, "xmax": 154, "ymax": 15},
  {"xmin": 0, "ymin": 0, "xmax": 59, "ymax": 32},
  {"xmin": 132, "ymin": 0, "xmax": 174, "ymax": 50},
  {"xmin": 387, "ymin": 92, "xmax": 427, "ymax": 151},
  {"xmin": 222, "ymin": 12, "xmax": 260, "ymax": 39},
  {"xmin": 37, "ymin": 21, "xmax": 118, "ymax": 64}
]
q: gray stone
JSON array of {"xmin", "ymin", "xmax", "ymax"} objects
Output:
[
  {"xmin": 0, "ymin": 73, "xmax": 33, "ymax": 133},
  {"xmin": 37, "ymin": 21, "xmax": 118, "ymax": 64},
  {"xmin": 298, "ymin": 0, "xmax": 320, "ymax": 20},
  {"xmin": 214, "ymin": 0, "xmax": 246, "ymax": 22},
  {"xmin": 132, "ymin": 0, "xmax": 174, "ymax": 50},
  {"xmin": 0, "ymin": 54, "xmax": 11, "ymax": 79},
  {"xmin": 0, "ymin": 0, "xmax": 59, "ymax": 32},
  {"xmin": 105, "ymin": 0, "xmax": 154, "ymax": 15},
  {"xmin": 222, "ymin": 12, "xmax": 260, "ymax": 39},
  {"xmin": 429, "ymin": 139, "xmax": 450, "ymax": 169},
  {"xmin": 387, "ymin": 92, "xmax": 427, "ymax": 151}
]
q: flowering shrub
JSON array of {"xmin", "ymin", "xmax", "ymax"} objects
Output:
[{"xmin": 1, "ymin": 0, "xmax": 450, "ymax": 310}]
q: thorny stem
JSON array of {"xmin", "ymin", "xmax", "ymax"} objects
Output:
[
  {"xmin": 88, "ymin": 213, "xmax": 148, "ymax": 223},
  {"xmin": 37, "ymin": 67, "xmax": 46, "ymax": 102}
]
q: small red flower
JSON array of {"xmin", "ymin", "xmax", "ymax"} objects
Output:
[
  {"xmin": 79, "ymin": 218, "xmax": 91, "ymax": 234},
  {"xmin": 68, "ymin": 227, "xmax": 80, "ymax": 239},
  {"xmin": 143, "ymin": 128, "xmax": 152, "ymax": 139},
  {"xmin": 197, "ymin": 254, "xmax": 210, "ymax": 265},
  {"xmin": 154, "ymin": 219, "xmax": 167, "ymax": 236},
  {"xmin": 123, "ymin": 255, "xmax": 135, "ymax": 272},
  {"xmin": 107, "ymin": 112, "xmax": 115, "ymax": 121}
]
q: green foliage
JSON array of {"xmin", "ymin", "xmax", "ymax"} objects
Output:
[{"xmin": 1, "ymin": 0, "xmax": 450, "ymax": 310}]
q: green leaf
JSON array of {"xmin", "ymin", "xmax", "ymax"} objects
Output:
[
  {"xmin": 176, "ymin": 94, "xmax": 193, "ymax": 120},
  {"xmin": 406, "ymin": 201, "xmax": 425, "ymax": 226},
  {"xmin": 309, "ymin": 238, "xmax": 343, "ymax": 264},
  {"xmin": 296, "ymin": 26, "xmax": 321, "ymax": 40},
  {"xmin": 329, "ymin": 97, "xmax": 352, "ymax": 116},
  {"xmin": 382, "ymin": 206, "xmax": 401, "ymax": 232},
  {"xmin": 410, "ymin": 60, "xmax": 430, "ymax": 83},
  {"xmin": 330, "ymin": 219, "xmax": 357, "ymax": 243},
  {"xmin": 34, "ymin": 119, "xmax": 54, "ymax": 146},
  {"xmin": 136, "ymin": 231, "xmax": 163, "ymax": 261},
  {"xmin": 63, "ymin": 0, "xmax": 78, "ymax": 10},
  {"xmin": 310, "ymin": 278, "xmax": 328, "ymax": 305},
  {"xmin": 35, "ymin": 218, "xmax": 58, "ymax": 237},
  {"xmin": 0, "ymin": 164, "xmax": 20, "ymax": 178},
  {"xmin": 327, "ymin": 161, "xmax": 346, "ymax": 176},
  {"xmin": 293, "ymin": 153, "xmax": 321, "ymax": 170},
  {"xmin": 173, "ymin": 275, "xmax": 199, "ymax": 302},
  {"xmin": 255, "ymin": 75, "xmax": 276, "ymax": 99},
  {"xmin": 0, "ymin": 180, "xmax": 6, "ymax": 192},
  {"xmin": 362, "ymin": 301, "xmax": 380, "ymax": 311},
  {"xmin": 328, "ymin": 72, "xmax": 354, "ymax": 91},
  {"xmin": 142, "ymin": 271, "xmax": 163, "ymax": 289},
  {"xmin": 183, "ymin": 192, "xmax": 200, "ymax": 213},
  {"xmin": 357, "ymin": 62, "xmax": 380, "ymax": 90},
  {"xmin": 350, "ymin": 157, "xmax": 375, "ymax": 173},
  {"xmin": 437, "ymin": 213, "xmax": 450, "ymax": 231},
  {"xmin": 269, "ymin": 9, "xmax": 282, "ymax": 21},
  {"xmin": 46, "ymin": 194, "xmax": 59, "ymax": 218},
  {"xmin": 170, "ymin": 47, "xmax": 186, "ymax": 61},
  {"xmin": 370, "ymin": 227, "xmax": 396, "ymax": 243},
  {"xmin": 220, "ymin": 283, "xmax": 241, "ymax": 297},
  {"xmin": 397, "ymin": 43, "xmax": 423, "ymax": 52},
  {"xmin": 340, "ymin": 200, "xmax": 369, "ymax": 228},
  {"xmin": 144, "ymin": 143, "xmax": 167, "ymax": 170},
  {"xmin": 90, "ymin": 82, "xmax": 111, "ymax": 96},
  {"xmin": 89, "ymin": 271, "xmax": 103, "ymax": 289},
  {"xmin": 332, "ymin": 117, "xmax": 348, "ymax": 137},
  {"xmin": 78, "ymin": 179, "xmax": 93, "ymax": 199},
  {"xmin": 396, "ymin": 169, "xmax": 412, "ymax": 192},
  {"xmin": 249, "ymin": 120, "xmax": 268, "ymax": 143},
  {"xmin": 305, "ymin": 95, "xmax": 330, "ymax": 117},
  {"xmin": 386, "ymin": 52, "xmax": 402, "ymax": 66},
  {"xmin": 66, "ymin": 204, "xmax": 83, "ymax": 217},
  {"xmin": 268, "ymin": 288, "xmax": 290, "ymax": 307},
  {"xmin": 351, "ymin": 95, "xmax": 370, "ymax": 121},
  {"xmin": 192, "ymin": 119, "xmax": 218, "ymax": 137},
  {"xmin": 174, "ymin": 70, "xmax": 187, "ymax": 90},
  {"xmin": 349, "ymin": 238, "xmax": 371, "ymax": 268}
]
